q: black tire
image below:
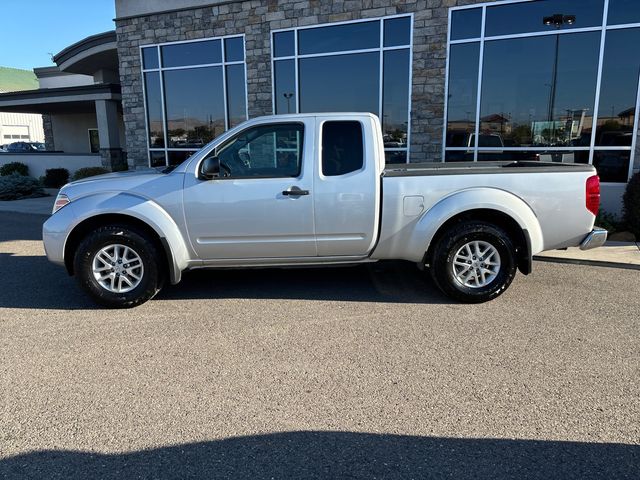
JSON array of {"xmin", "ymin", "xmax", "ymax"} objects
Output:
[
  {"xmin": 73, "ymin": 224, "xmax": 164, "ymax": 308},
  {"xmin": 429, "ymin": 220, "xmax": 517, "ymax": 303}
]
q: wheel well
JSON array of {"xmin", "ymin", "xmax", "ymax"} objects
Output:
[
  {"xmin": 424, "ymin": 209, "xmax": 532, "ymax": 275},
  {"xmin": 64, "ymin": 214, "xmax": 170, "ymax": 277}
]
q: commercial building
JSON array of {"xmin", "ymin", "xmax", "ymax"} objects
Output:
[{"xmin": 114, "ymin": 0, "xmax": 640, "ymax": 214}]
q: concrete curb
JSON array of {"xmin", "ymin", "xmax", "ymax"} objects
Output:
[{"xmin": 533, "ymin": 255, "xmax": 640, "ymax": 271}]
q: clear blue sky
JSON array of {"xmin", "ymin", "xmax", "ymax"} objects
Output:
[{"xmin": 0, "ymin": 0, "xmax": 116, "ymax": 70}]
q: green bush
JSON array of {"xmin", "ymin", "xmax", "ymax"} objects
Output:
[
  {"xmin": 43, "ymin": 168, "xmax": 69, "ymax": 188},
  {"xmin": 71, "ymin": 166, "xmax": 110, "ymax": 181},
  {"xmin": 0, "ymin": 173, "xmax": 46, "ymax": 200},
  {"xmin": 622, "ymin": 172, "xmax": 640, "ymax": 238},
  {"xmin": 0, "ymin": 162, "xmax": 29, "ymax": 176}
]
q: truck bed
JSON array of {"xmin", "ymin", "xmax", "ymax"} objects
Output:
[{"xmin": 384, "ymin": 161, "xmax": 595, "ymax": 177}]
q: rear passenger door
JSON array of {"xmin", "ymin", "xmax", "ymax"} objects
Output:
[{"xmin": 313, "ymin": 116, "xmax": 380, "ymax": 257}]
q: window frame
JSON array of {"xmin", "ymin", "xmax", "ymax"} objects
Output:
[
  {"xmin": 140, "ymin": 34, "xmax": 248, "ymax": 168},
  {"xmin": 271, "ymin": 14, "xmax": 413, "ymax": 164},
  {"xmin": 444, "ymin": 0, "xmax": 640, "ymax": 184},
  {"xmin": 198, "ymin": 121, "xmax": 306, "ymax": 180}
]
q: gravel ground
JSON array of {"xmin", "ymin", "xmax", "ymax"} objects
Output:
[{"xmin": 0, "ymin": 212, "xmax": 638, "ymax": 479}]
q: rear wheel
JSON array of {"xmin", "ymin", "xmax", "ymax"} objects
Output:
[
  {"xmin": 74, "ymin": 225, "xmax": 164, "ymax": 308},
  {"xmin": 429, "ymin": 220, "xmax": 517, "ymax": 303}
]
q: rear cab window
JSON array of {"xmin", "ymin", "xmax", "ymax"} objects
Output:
[{"xmin": 322, "ymin": 121, "xmax": 364, "ymax": 176}]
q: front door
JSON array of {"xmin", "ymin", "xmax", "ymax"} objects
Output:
[{"xmin": 183, "ymin": 119, "xmax": 316, "ymax": 260}]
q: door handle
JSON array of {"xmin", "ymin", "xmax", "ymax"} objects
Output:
[{"xmin": 282, "ymin": 187, "xmax": 309, "ymax": 196}]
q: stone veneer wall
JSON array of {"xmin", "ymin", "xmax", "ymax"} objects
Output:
[
  {"xmin": 115, "ymin": 0, "xmax": 493, "ymax": 168},
  {"xmin": 42, "ymin": 114, "xmax": 55, "ymax": 151}
]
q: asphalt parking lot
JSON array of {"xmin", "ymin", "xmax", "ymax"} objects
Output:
[{"xmin": 0, "ymin": 212, "xmax": 638, "ymax": 479}]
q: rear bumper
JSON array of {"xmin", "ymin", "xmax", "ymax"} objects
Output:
[{"xmin": 579, "ymin": 228, "xmax": 608, "ymax": 250}]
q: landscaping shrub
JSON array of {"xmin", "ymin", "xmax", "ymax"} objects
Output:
[
  {"xmin": 0, "ymin": 162, "xmax": 29, "ymax": 176},
  {"xmin": 0, "ymin": 173, "xmax": 46, "ymax": 200},
  {"xmin": 71, "ymin": 166, "xmax": 109, "ymax": 181},
  {"xmin": 43, "ymin": 168, "xmax": 70, "ymax": 188},
  {"xmin": 622, "ymin": 172, "xmax": 640, "ymax": 238}
]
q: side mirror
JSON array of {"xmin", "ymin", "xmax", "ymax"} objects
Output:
[{"xmin": 200, "ymin": 156, "xmax": 220, "ymax": 179}]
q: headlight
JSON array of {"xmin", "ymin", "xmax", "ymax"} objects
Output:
[{"xmin": 52, "ymin": 193, "xmax": 70, "ymax": 214}]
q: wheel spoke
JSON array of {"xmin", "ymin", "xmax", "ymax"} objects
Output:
[
  {"xmin": 452, "ymin": 240, "xmax": 501, "ymax": 289},
  {"xmin": 92, "ymin": 244, "xmax": 144, "ymax": 294}
]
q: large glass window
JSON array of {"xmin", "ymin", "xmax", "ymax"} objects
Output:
[
  {"xmin": 445, "ymin": 0, "xmax": 640, "ymax": 183},
  {"xmin": 141, "ymin": 36, "xmax": 247, "ymax": 167},
  {"xmin": 272, "ymin": 15, "xmax": 412, "ymax": 163},
  {"xmin": 479, "ymin": 32, "xmax": 599, "ymax": 148}
]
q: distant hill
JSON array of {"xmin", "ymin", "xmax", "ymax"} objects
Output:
[{"xmin": 0, "ymin": 67, "xmax": 38, "ymax": 93}]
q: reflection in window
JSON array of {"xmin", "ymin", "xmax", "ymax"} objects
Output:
[
  {"xmin": 144, "ymin": 72, "xmax": 165, "ymax": 148},
  {"xmin": 322, "ymin": 121, "xmax": 364, "ymax": 176},
  {"xmin": 446, "ymin": 43, "xmax": 480, "ymax": 147},
  {"xmin": 273, "ymin": 16, "xmax": 412, "ymax": 163},
  {"xmin": 298, "ymin": 21, "xmax": 379, "ymax": 55},
  {"xmin": 142, "ymin": 47, "xmax": 158, "ymax": 69},
  {"xmin": 226, "ymin": 64, "xmax": 247, "ymax": 128},
  {"xmin": 150, "ymin": 151, "xmax": 166, "ymax": 167},
  {"xmin": 608, "ymin": 0, "xmax": 640, "ymax": 26},
  {"xmin": 274, "ymin": 60, "xmax": 296, "ymax": 114},
  {"xmin": 299, "ymin": 53, "xmax": 380, "ymax": 114},
  {"xmin": 595, "ymin": 28, "xmax": 640, "ymax": 147},
  {"xmin": 273, "ymin": 31, "xmax": 295, "ymax": 58},
  {"xmin": 485, "ymin": 0, "xmax": 604, "ymax": 37},
  {"xmin": 479, "ymin": 33, "xmax": 599, "ymax": 148},
  {"xmin": 477, "ymin": 150, "xmax": 590, "ymax": 163},
  {"xmin": 384, "ymin": 17, "xmax": 411, "ymax": 47},
  {"xmin": 383, "ymin": 49, "xmax": 410, "ymax": 149},
  {"xmin": 143, "ymin": 36, "xmax": 247, "ymax": 167},
  {"xmin": 224, "ymin": 37, "xmax": 244, "ymax": 62},
  {"xmin": 592, "ymin": 151, "xmax": 631, "ymax": 182},
  {"xmin": 385, "ymin": 151, "xmax": 407, "ymax": 164},
  {"xmin": 161, "ymin": 40, "xmax": 222, "ymax": 68},
  {"xmin": 163, "ymin": 67, "xmax": 226, "ymax": 149},
  {"xmin": 450, "ymin": 8, "xmax": 482, "ymax": 40},
  {"xmin": 168, "ymin": 150, "xmax": 195, "ymax": 166},
  {"xmin": 216, "ymin": 123, "xmax": 304, "ymax": 178}
]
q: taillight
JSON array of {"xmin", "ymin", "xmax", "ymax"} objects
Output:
[{"xmin": 586, "ymin": 175, "xmax": 600, "ymax": 216}]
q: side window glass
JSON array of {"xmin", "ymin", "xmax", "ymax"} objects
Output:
[
  {"xmin": 322, "ymin": 121, "xmax": 364, "ymax": 176},
  {"xmin": 215, "ymin": 123, "xmax": 304, "ymax": 178}
]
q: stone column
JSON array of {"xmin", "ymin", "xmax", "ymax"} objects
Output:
[
  {"xmin": 95, "ymin": 99, "xmax": 127, "ymax": 171},
  {"xmin": 42, "ymin": 114, "xmax": 55, "ymax": 151}
]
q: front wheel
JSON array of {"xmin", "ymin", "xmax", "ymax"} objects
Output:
[
  {"xmin": 74, "ymin": 225, "xmax": 164, "ymax": 308},
  {"xmin": 429, "ymin": 221, "xmax": 517, "ymax": 303}
]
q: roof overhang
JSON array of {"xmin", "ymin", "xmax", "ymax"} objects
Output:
[
  {"xmin": 53, "ymin": 31, "xmax": 118, "ymax": 75},
  {"xmin": 0, "ymin": 83, "xmax": 121, "ymax": 114}
]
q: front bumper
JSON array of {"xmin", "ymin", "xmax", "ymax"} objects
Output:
[{"xmin": 579, "ymin": 228, "xmax": 608, "ymax": 250}]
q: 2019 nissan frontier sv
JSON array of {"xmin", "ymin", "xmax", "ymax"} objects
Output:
[{"xmin": 43, "ymin": 113, "xmax": 607, "ymax": 308}]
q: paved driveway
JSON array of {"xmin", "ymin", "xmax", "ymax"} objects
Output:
[{"xmin": 0, "ymin": 212, "xmax": 638, "ymax": 479}]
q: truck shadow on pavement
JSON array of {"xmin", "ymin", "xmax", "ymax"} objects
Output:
[
  {"xmin": 158, "ymin": 260, "xmax": 450, "ymax": 305},
  {"xmin": 1, "ymin": 431, "xmax": 637, "ymax": 479},
  {"xmin": 0, "ymin": 251, "xmax": 448, "ymax": 310}
]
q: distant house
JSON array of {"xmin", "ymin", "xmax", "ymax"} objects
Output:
[{"xmin": 0, "ymin": 67, "xmax": 44, "ymax": 147}]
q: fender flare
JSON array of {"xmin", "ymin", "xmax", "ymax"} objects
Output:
[
  {"xmin": 63, "ymin": 192, "xmax": 191, "ymax": 284},
  {"xmin": 405, "ymin": 188, "xmax": 544, "ymax": 263}
]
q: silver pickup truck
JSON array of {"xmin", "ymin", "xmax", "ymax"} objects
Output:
[{"xmin": 43, "ymin": 113, "xmax": 606, "ymax": 308}]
